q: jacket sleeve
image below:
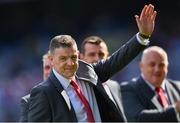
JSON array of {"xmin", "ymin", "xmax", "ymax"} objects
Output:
[
  {"xmin": 19, "ymin": 97, "xmax": 29, "ymax": 122},
  {"xmin": 28, "ymin": 86, "xmax": 51, "ymax": 122},
  {"xmin": 93, "ymin": 35, "xmax": 147, "ymax": 82}
]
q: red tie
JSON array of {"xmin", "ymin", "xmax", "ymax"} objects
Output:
[
  {"xmin": 155, "ymin": 87, "xmax": 169, "ymax": 108},
  {"xmin": 70, "ymin": 80, "xmax": 95, "ymax": 122}
]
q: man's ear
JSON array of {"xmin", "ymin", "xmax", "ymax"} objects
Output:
[
  {"xmin": 139, "ymin": 62, "xmax": 143, "ymax": 72},
  {"xmin": 48, "ymin": 55, "xmax": 53, "ymax": 66}
]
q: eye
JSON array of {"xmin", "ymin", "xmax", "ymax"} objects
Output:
[
  {"xmin": 98, "ymin": 52, "xmax": 105, "ymax": 58},
  {"xmin": 88, "ymin": 53, "xmax": 95, "ymax": 57},
  {"xmin": 159, "ymin": 63, "xmax": 165, "ymax": 68},
  {"xmin": 149, "ymin": 62, "xmax": 155, "ymax": 67},
  {"xmin": 59, "ymin": 57, "xmax": 67, "ymax": 61},
  {"xmin": 71, "ymin": 55, "xmax": 78, "ymax": 61}
]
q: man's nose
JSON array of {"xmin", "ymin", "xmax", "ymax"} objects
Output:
[
  {"xmin": 67, "ymin": 59, "xmax": 74, "ymax": 65},
  {"xmin": 154, "ymin": 65, "xmax": 161, "ymax": 72}
]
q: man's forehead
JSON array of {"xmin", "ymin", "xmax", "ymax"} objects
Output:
[
  {"xmin": 85, "ymin": 43, "xmax": 107, "ymax": 50},
  {"xmin": 54, "ymin": 46, "xmax": 78, "ymax": 51}
]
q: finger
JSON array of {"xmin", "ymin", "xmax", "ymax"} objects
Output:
[
  {"xmin": 135, "ymin": 15, "xmax": 141, "ymax": 27},
  {"xmin": 135, "ymin": 15, "xmax": 139, "ymax": 21},
  {"xmin": 151, "ymin": 11, "xmax": 157, "ymax": 21},
  {"xmin": 148, "ymin": 5, "xmax": 154, "ymax": 16},
  {"xmin": 140, "ymin": 5, "xmax": 148, "ymax": 19},
  {"xmin": 145, "ymin": 4, "xmax": 151, "ymax": 15}
]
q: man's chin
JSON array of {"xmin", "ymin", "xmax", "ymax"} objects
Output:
[
  {"xmin": 67, "ymin": 74, "xmax": 76, "ymax": 79},
  {"xmin": 152, "ymin": 79, "xmax": 163, "ymax": 85}
]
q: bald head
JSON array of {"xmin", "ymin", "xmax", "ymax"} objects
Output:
[
  {"xmin": 141, "ymin": 46, "xmax": 168, "ymax": 65},
  {"xmin": 140, "ymin": 46, "xmax": 169, "ymax": 87}
]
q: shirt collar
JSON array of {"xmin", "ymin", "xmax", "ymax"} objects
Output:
[{"xmin": 52, "ymin": 68, "xmax": 70, "ymax": 90}]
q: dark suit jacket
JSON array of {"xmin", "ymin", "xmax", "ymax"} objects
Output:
[
  {"xmin": 19, "ymin": 94, "xmax": 30, "ymax": 122},
  {"xmin": 120, "ymin": 76, "xmax": 180, "ymax": 122},
  {"xmin": 19, "ymin": 81, "xmax": 126, "ymax": 122},
  {"xmin": 105, "ymin": 79, "xmax": 127, "ymax": 121},
  {"xmin": 28, "ymin": 35, "xmax": 147, "ymax": 122}
]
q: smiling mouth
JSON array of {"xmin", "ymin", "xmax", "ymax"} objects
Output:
[{"xmin": 153, "ymin": 74, "xmax": 161, "ymax": 77}]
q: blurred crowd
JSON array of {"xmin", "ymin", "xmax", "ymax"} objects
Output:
[{"xmin": 0, "ymin": 0, "xmax": 180, "ymax": 121}]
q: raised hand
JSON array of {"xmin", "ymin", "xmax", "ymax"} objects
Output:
[{"xmin": 135, "ymin": 4, "xmax": 157, "ymax": 38}]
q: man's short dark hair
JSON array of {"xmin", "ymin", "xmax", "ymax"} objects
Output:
[
  {"xmin": 49, "ymin": 35, "xmax": 76, "ymax": 54},
  {"xmin": 81, "ymin": 36, "xmax": 105, "ymax": 54}
]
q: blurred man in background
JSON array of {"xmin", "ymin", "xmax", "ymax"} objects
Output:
[
  {"xmin": 42, "ymin": 51, "xmax": 52, "ymax": 80},
  {"xmin": 19, "ymin": 51, "xmax": 52, "ymax": 122},
  {"xmin": 80, "ymin": 36, "xmax": 109, "ymax": 63},
  {"xmin": 121, "ymin": 46, "xmax": 180, "ymax": 122}
]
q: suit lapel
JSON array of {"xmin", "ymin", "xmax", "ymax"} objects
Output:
[
  {"xmin": 105, "ymin": 81, "xmax": 122, "ymax": 111},
  {"xmin": 105, "ymin": 81, "xmax": 127, "ymax": 121},
  {"xmin": 151, "ymin": 95, "xmax": 163, "ymax": 109},
  {"xmin": 49, "ymin": 72, "xmax": 71, "ymax": 109},
  {"xmin": 60, "ymin": 90, "xmax": 71, "ymax": 110},
  {"xmin": 93, "ymin": 82, "xmax": 124, "ymax": 121},
  {"xmin": 165, "ymin": 80, "xmax": 180, "ymax": 105},
  {"xmin": 165, "ymin": 80, "xmax": 180, "ymax": 121},
  {"xmin": 137, "ymin": 77, "xmax": 163, "ymax": 109},
  {"xmin": 49, "ymin": 72, "xmax": 77, "ymax": 121}
]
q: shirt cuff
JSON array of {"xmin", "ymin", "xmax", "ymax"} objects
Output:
[{"xmin": 136, "ymin": 32, "xmax": 150, "ymax": 46}]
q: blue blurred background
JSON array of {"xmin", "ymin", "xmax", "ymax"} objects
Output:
[{"xmin": 0, "ymin": 0, "xmax": 180, "ymax": 121}]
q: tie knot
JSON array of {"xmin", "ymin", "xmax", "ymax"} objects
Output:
[
  {"xmin": 70, "ymin": 79, "xmax": 76, "ymax": 84},
  {"xmin": 155, "ymin": 87, "xmax": 163, "ymax": 93},
  {"xmin": 70, "ymin": 79, "xmax": 79, "ymax": 89}
]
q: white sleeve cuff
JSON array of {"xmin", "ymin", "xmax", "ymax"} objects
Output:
[{"xmin": 136, "ymin": 33, "xmax": 150, "ymax": 46}]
